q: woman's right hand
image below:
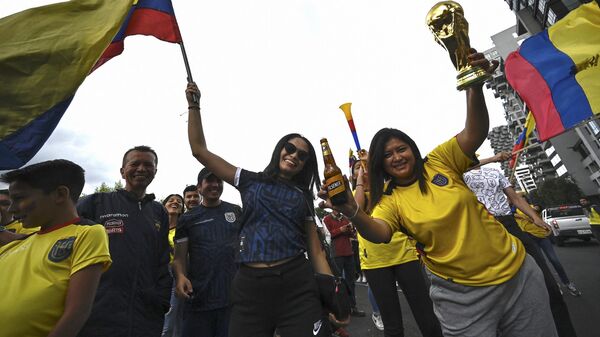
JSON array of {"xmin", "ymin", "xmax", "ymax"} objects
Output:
[
  {"xmin": 318, "ymin": 176, "xmax": 358, "ymax": 218},
  {"xmin": 185, "ymin": 82, "xmax": 201, "ymax": 107}
]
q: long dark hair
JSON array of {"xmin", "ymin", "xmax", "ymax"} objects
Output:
[
  {"xmin": 368, "ymin": 128, "xmax": 428, "ymax": 209},
  {"xmin": 262, "ymin": 133, "xmax": 321, "ymax": 199}
]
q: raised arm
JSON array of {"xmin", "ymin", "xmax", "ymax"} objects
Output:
[
  {"xmin": 456, "ymin": 50, "xmax": 499, "ymax": 157},
  {"xmin": 186, "ymin": 82, "xmax": 237, "ymax": 185},
  {"xmin": 467, "ymin": 151, "xmax": 511, "ymax": 171}
]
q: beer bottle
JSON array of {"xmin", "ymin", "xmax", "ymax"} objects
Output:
[{"xmin": 320, "ymin": 138, "xmax": 348, "ymax": 205}]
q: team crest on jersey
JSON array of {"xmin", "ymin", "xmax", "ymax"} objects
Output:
[
  {"xmin": 431, "ymin": 173, "xmax": 449, "ymax": 187},
  {"xmin": 224, "ymin": 212, "xmax": 237, "ymax": 223},
  {"xmin": 48, "ymin": 237, "xmax": 76, "ymax": 262},
  {"xmin": 154, "ymin": 222, "xmax": 161, "ymax": 232},
  {"xmin": 104, "ymin": 219, "xmax": 124, "ymax": 234}
]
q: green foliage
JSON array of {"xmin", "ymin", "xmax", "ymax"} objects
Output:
[
  {"xmin": 94, "ymin": 181, "xmax": 123, "ymax": 193},
  {"xmin": 529, "ymin": 175, "xmax": 583, "ymax": 209}
]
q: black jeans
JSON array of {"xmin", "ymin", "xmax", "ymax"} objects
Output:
[
  {"xmin": 364, "ymin": 261, "xmax": 442, "ymax": 337},
  {"xmin": 334, "ymin": 255, "xmax": 357, "ymax": 307},
  {"xmin": 495, "ymin": 215, "xmax": 577, "ymax": 337},
  {"xmin": 228, "ymin": 256, "xmax": 329, "ymax": 337}
]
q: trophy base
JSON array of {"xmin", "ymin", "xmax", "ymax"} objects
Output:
[{"xmin": 456, "ymin": 66, "xmax": 491, "ymax": 91}]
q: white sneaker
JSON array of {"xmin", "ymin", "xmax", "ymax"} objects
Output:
[{"xmin": 371, "ymin": 312, "xmax": 384, "ymax": 331}]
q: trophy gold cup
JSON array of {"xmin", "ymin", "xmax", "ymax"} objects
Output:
[{"xmin": 426, "ymin": 1, "xmax": 491, "ymax": 90}]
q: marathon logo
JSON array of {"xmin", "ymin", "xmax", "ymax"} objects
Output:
[
  {"xmin": 431, "ymin": 173, "xmax": 449, "ymax": 187},
  {"xmin": 104, "ymin": 219, "xmax": 125, "ymax": 234},
  {"xmin": 48, "ymin": 237, "xmax": 75, "ymax": 262}
]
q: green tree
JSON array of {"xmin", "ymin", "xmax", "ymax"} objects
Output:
[
  {"xmin": 529, "ymin": 175, "xmax": 583, "ymax": 209},
  {"xmin": 94, "ymin": 181, "xmax": 123, "ymax": 193}
]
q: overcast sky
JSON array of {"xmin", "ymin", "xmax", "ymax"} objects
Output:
[{"xmin": 0, "ymin": 0, "xmax": 514, "ymax": 205}]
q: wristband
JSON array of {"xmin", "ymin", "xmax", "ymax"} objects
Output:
[{"xmin": 188, "ymin": 105, "xmax": 200, "ymax": 110}]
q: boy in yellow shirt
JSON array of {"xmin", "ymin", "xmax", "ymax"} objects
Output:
[{"xmin": 0, "ymin": 159, "xmax": 111, "ymax": 337}]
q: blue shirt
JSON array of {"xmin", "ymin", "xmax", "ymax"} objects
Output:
[
  {"xmin": 235, "ymin": 169, "xmax": 313, "ymax": 263},
  {"xmin": 174, "ymin": 201, "xmax": 242, "ymax": 311}
]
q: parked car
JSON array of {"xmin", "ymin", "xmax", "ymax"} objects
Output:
[{"xmin": 542, "ymin": 205, "xmax": 593, "ymax": 246}]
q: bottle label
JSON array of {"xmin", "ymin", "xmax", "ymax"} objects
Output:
[
  {"xmin": 325, "ymin": 173, "xmax": 345, "ymax": 196},
  {"xmin": 321, "ymin": 144, "xmax": 331, "ymax": 156}
]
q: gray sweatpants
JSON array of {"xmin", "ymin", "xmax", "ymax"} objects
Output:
[{"xmin": 426, "ymin": 255, "xmax": 558, "ymax": 337}]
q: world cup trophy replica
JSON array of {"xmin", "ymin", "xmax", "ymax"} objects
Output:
[{"xmin": 426, "ymin": 1, "xmax": 491, "ymax": 90}]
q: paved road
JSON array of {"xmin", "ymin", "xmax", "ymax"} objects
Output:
[{"xmin": 343, "ymin": 238, "xmax": 600, "ymax": 337}]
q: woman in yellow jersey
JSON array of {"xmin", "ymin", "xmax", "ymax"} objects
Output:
[
  {"xmin": 351, "ymin": 155, "xmax": 441, "ymax": 337},
  {"xmin": 320, "ymin": 51, "xmax": 558, "ymax": 337},
  {"xmin": 514, "ymin": 203, "xmax": 581, "ymax": 296},
  {"xmin": 161, "ymin": 193, "xmax": 185, "ymax": 337}
]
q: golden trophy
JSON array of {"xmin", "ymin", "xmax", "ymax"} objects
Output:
[{"xmin": 426, "ymin": 1, "xmax": 491, "ymax": 90}]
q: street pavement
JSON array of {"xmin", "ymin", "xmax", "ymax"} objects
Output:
[{"xmin": 342, "ymin": 238, "xmax": 600, "ymax": 337}]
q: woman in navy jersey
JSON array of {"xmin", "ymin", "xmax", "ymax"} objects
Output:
[{"xmin": 185, "ymin": 82, "xmax": 334, "ymax": 337}]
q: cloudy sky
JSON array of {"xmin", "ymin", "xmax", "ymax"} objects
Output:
[{"xmin": 0, "ymin": 0, "xmax": 514, "ymax": 204}]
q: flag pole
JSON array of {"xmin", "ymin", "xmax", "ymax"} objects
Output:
[
  {"xmin": 511, "ymin": 142, "xmax": 539, "ymax": 156},
  {"xmin": 179, "ymin": 41, "xmax": 199, "ymax": 104}
]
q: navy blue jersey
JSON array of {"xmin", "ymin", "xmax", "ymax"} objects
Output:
[
  {"xmin": 234, "ymin": 169, "xmax": 313, "ymax": 263},
  {"xmin": 175, "ymin": 201, "xmax": 242, "ymax": 311}
]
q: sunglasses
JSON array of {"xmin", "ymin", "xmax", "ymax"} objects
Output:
[{"xmin": 284, "ymin": 142, "xmax": 309, "ymax": 162}]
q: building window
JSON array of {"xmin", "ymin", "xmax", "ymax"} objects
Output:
[
  {"xmin": 573, "ymin": 140, "xmax": 590, "ymax": 159},
  {"xmin": 589, "ymin": 120, "xmax": 600, "ymax": 136},
  {"xmin": 588, "ymin": 161, "xmax": 600, "ymax": 174},
  {"xmin": 556, "ymin": 165, "xmax": 567, "ymax": 176},
  {"xmin": 538, "ymin": 0, "xmax": 546, "ymax": 13},
  {"xmin": 547, "ymin": 9, "xmax": 556, "ymax": 26}
]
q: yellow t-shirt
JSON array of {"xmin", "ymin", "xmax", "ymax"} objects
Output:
[
  {"xmin": 168, "ymin": 227, "xmax": 176, "ymax": 263},
  {"xmin": 514, "ymin": 207, "xmax": 550, "ymax": 238},
  {"xmin": 5, "ymin": 220, "xmax": 40, "ymax": 235},
  {"xmin": 0, "ymin": 223, "xmax": 112, "ymax": 337},
  {"xmin": 355, "ymin": 192, "xmax": 418, "ymax": 269},
  {"xmin": 371, "ymin": 137, "xmax": 525, "ymax": 286}
]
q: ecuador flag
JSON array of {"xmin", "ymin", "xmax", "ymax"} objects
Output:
[
  {"xmin": 505, "ymin": 2, "xmax": 600, "ymax": 141},
  {"xmin": 509, "ymin": 112, "xmax": 536, "ymax": 169},
  {"xmin": 93, "ymin": 0, "xmax": 182, "ymax": 70},
  {"xmin": 0, "ymin": 0, "xmax": 133, "ymax": 170}
]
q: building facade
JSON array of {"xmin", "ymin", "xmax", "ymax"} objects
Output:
[{"xmin": 487, "ymin": 0, "xmax": 600, "ymax": 196}]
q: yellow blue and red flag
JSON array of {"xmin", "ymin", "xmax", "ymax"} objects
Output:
[
  {"xmin": 93, "ymin": 0, "xmax": 182, "ymax": 70},
  {"xmin": 0, "ymin": 0, "xmax": 183, "ymax": 170},
  {"xmin": 505, "ymin": 2, "xmax": 600, "ymax": 141},
  {"xmin": 509, "ymin": 111, "xmax": 536, "ymax": 169}
]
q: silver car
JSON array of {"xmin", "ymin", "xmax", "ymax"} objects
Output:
[{"xmin": 542, "ymin": 205, "xmax": 593, "ymax": 246}]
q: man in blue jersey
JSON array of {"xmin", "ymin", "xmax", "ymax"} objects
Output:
[{"xmin": 173, "ymin": 168, "xmax": 242, "ymax": 337}]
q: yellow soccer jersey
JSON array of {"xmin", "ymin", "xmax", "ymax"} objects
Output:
[
  {"xmin": 371, "ymin": 137, "xmax": 525, "ymax": 286},
  {"xmin": 5, "ymin": 219, "xmax": 40, "ymax": 235},
  {"xmin": 358, "ymin": 231, "xmax": 418, "ymax": 270},
  {"xmin": 169, "ymin": 226, "xmax": 176, "ymax": 263},
  {"xmin": 355, "ymin": 192, "xmax": 418, "ymax": 269},
  {"xmin": 514, "ymin": 208, "xmax": 550, "ymax": 238},
  {"xmin": 0, "ymin": 222, "xmax": 111, "ymax": 337}
]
